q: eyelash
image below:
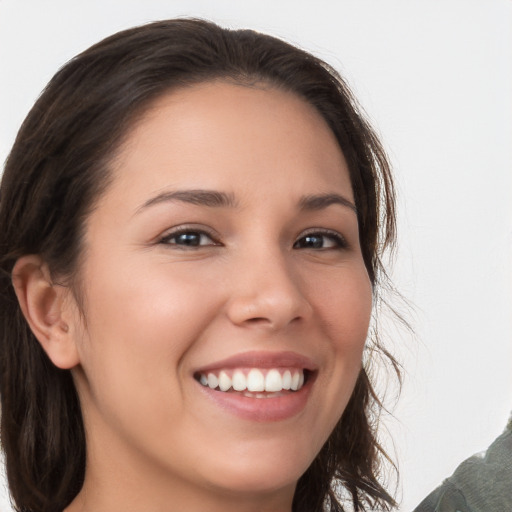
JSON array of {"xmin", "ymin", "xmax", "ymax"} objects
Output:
[
  {"xmin": 158, "ymin": 227, "xmax": 348, "ymax": 250},
  {"xmin": 159, "ymin": 227, "xmax": 220, "ymax": 248},
  {"xmin": 293, "ymin": 229, "xmax": 348, "ymax": 250}
]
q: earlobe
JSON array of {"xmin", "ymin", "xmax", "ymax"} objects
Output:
[{"xmin": 12, "ymin": 255, "xmax": 80, "ymax": 370}]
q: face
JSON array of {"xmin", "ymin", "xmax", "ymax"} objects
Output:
[{"xmin": 68, "ymin": 82, "xmax": 373, "ymax": 508}]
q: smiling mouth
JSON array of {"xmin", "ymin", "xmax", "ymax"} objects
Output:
[{"xmin": 194, "ymin": 368, "xmax": 310, "ymax": 397}]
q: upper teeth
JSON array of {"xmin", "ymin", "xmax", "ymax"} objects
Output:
[{"xmin": 198, "ymin": 368, "xmax": 305, "ymax": 393}]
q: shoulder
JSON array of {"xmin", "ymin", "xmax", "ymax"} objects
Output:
[{"xmin": 413, "ymin": 420, "xmax": 512, "ymax": 512}]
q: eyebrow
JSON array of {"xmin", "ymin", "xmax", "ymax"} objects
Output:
[
  {"xmin": 136, "ymin": 189, "xmax": 238, "ymax": 213},
  {"xmin": 136, "ymin": 189, "xmax": 356, "ymax": 214},
  {"xmin": 299, "ymin": 193, "xmax": 357, "ymax": 213}
]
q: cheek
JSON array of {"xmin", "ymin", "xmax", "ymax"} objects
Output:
[
  {"xmin": 268, "ymin": 264, "xmax": 372, "ymax": 468},
  {"xmin": 312, "ymin": 265, "xmax": 373, "ymax": 352},
  {"xmin": 308, "ymin": 265, "xmax": 372, "ymax": 418},
  {"xmin": 74, "ymin": 260, "xmax": 225, "ymax": 407},
  {"xmin": 83, "ymin": 257, "xmax": 223, "ymax": 344}
]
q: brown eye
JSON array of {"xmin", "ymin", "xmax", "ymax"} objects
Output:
[
  {"xmin": 293, "ymin": 231, "xmax": 346, "ymax": 250},
  {"xmin": 160, "ymin": 230, "xmax": 218, "ymax": 247}
]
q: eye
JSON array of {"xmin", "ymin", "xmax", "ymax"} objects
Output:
[
  {"xmin": 159, "ymin": 228, "xmax": 219, "ymax": 248},
  {"xmin": 293, "ymin": 230, "xmax": 347, "ymax": 250}
]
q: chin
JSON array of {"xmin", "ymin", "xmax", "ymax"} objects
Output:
[{"xmin": 200, "ymin": 449, "xmax": 311, "ymax": 496}]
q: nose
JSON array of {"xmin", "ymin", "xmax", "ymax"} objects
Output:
[{"xmin": 225, "ymin": 251, "xmax": 312, "ymax": 330}]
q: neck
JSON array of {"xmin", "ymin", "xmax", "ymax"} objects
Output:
[
  {"xmin": 66, "ymin": 474, "xmax": 294, "ymax": 512},
  {"xmin": 64, "ymin": 427, "xmax": 295, "ymax": 512}
]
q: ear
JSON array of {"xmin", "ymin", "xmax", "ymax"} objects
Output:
[{"xmin": 12, "ymin": 255, "xmax": 80, "ymax": 369}]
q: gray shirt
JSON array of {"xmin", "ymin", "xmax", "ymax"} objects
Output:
[{"xmin": 413, "ymin": 418, "xmax": 512, "ymax": 512}]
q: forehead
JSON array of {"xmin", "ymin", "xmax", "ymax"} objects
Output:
[{"xmin": 107, "ymin": 81, "xmax": 353, "ymax": 207}]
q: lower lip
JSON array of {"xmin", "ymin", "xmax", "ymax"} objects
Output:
[{"xmin": 196, "ymin": 378, "xmax": 314, "ymax": 422}]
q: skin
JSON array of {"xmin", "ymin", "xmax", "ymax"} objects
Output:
[{"xmin": 16, "ymin": 82, "xmax": 373, "ymax": 512}]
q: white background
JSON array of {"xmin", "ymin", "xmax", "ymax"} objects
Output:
[{"xmin": 1, "ymin": 1, "xmax": 511, "ymax": 511}]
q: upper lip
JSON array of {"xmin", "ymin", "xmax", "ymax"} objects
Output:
[{"xmin": 194, "ymin": 350, "xmax": 318, "ymax": 374}]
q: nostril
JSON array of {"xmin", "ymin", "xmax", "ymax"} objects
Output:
[
  {"xmin": 246, "ymin": 317, "xmax": 269, "ymax": 324},
  {"xmin": 243, "ymin": 315, "xmax": 303, "ymax": 328}
]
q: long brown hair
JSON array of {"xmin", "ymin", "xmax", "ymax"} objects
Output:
[{"xmin": 0, "ymin": 19, "xmax": 398, "ymax": 512}]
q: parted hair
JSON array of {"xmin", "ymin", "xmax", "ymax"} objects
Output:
[{"xmin": 0, "ymin": 19, "xmax": 398, "ymax": 512}]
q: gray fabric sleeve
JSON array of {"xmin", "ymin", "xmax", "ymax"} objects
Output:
[{"xmin": 412, "ymin": 419, "xmax": 512, "ymax": 512}]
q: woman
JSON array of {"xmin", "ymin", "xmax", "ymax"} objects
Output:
[{"xmin": 0, "ymin": 19, "xmax": 398, "ymax": 512}]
